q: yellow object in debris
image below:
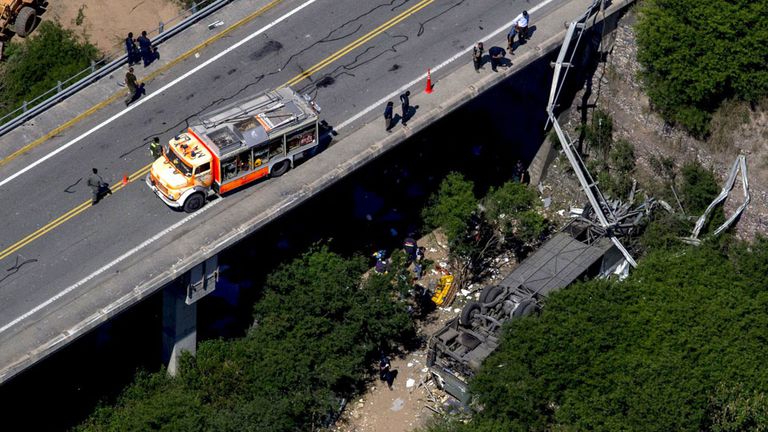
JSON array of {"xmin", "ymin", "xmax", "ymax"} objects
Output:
[{"xmin": 431, "ymin": 274, "xmax": 455, "ymax": 306}]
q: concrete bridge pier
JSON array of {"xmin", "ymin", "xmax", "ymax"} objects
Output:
[{"xmin": 162, "ymin": 255, "xmax": 218, "ymax": 376}]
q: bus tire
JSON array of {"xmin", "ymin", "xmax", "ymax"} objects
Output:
[
  {"xmin": 271, "ymin": 160, "xmax": 290, "ymax": 177},
  {"xmin": 459, "ymin": 301, "xmax": 481, "ymax": 328},
  {"xmin": 479, "ymin": 285, "xmax": 503, "ymax": 304},
  {"xmin": 512, "ymin": 298, "xmax": 538, "ymax": 318},
  {"xmin": 183, "ymin": 193, "xmax": 205, "ymax": 213}
]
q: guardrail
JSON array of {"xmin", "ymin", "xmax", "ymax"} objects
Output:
[{"xmin": 0, "ymin": 0, "xmax": 230, "ymax": 138}]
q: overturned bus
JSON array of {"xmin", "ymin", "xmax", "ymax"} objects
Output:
[{"xmin": 426, "ymin": 220, "xmax": 625, "ymax": 404}]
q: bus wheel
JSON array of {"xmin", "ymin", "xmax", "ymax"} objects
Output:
[
  {"xmin": 183, "ymin": 193, "xmax": 205, "ymax": 213},
  {"xmin": 271, "ymin": 160, "xmax": 290, "ymax": 177}
]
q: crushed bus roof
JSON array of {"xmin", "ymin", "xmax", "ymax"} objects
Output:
[{"xmin": 189, "ymin": 87, "xmax": 316, "ymax": 158}]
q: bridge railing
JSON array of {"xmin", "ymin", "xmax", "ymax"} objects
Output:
[{"xmin": 0, "ymin": 0, "xmax": 230, "ymax": 138}]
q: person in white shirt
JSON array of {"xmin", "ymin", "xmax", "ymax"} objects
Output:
[{"xmin": 507, "ymin": 10, "xmax": 530, "ymax": 50}]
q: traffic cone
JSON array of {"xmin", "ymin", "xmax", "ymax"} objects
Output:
[
  {"xmin": 122, "ymin": 174, "xmax": 128, "ymax": 186},
  {"xmin": 425, "ymin": 69, "xmax": 433, "ymax": 94}
]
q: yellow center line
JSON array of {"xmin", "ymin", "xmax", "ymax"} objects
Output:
[
  {"xmin": 281, "ymin": 0, "xmax": 433, "ymax": 89},
  {"xmin": 0, "ymin": 165, "xmax": 152, "ymax": 261},
  {"xmin": 0, "ymin": 0, "xmax": 435, "ymax": 262}
]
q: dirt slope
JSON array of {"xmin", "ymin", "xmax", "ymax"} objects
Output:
[{"xmin": 46, "ymin": 0, "xmax": 181, "ymax": 53}]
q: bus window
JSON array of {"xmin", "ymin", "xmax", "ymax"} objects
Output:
[
  {"xmin": 253, "ymin": 146, "xmax": 268, "ymax": 167},
  {"xmin": 221, "ymin": 149, "xmax": 252, "ymax": 180},
  {"xmin": 286, "ymin": 125, "xmax": 316, "ymax": 153},
  {"xmin": 194, "ymin": 162, "xmax": 211, "ymax": 176},
  {"xmin": 268, "ymin": 137, "xmax": 285, "ymax": 159}
]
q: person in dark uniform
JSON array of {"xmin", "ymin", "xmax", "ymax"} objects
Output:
[
  {"xmin": 399, "ymin": 91, "xmax": 410, "ymax": 126},
  {"xmin": 403, "ymin": 237, "xmax": 417, "ymax": 263},
  {"xmin": 149, "ymin": 137, "xmax": 162, "ymax": 159},
  {"xmin": 472, "ymin": 42, "xmax": 484, "ymax": 72},
  {"xmin": 137, "ymin": 31, "xmax": 153, "ymax": 67},
  {"xmin": 384, "ymin": 101, "xmax": 394, "ymax": 132},
  {"xmin": 125, "ymin": 32, "xmax": 139, "ymax": 66},
  {"xmin": 488, "ymin": 46, "xmax": 505, "ymax": 72},
  {"xmin": 87, "ymin": 168, "xmax": 111, "ymax": 205}
]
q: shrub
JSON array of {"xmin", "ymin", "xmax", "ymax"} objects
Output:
[
  {"xmin": 421, "ymin": 173, "xmax": 477, "ymax": 243},
  {"xmin": 0, "ymin": 21, "xmax": 100, "ymax": 116},
  {"xmin": 635, "ymin": 0, "xmax": 768, "ymax": 136}
]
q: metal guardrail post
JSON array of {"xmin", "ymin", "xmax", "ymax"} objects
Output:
[
  {"xmin": 57, "ymin": 81, "xmax": 62, "ymax": 93},
  {"xmin": 192, "ymin": 2, "xmax": 198, "ymax": 14},
  {"xmin": 22, "ymin": 101, "xmax": 27, "ymax": 113},
  {"xmin": 159, "ymin": 21, "xmax": 165, "ymax": 33}
]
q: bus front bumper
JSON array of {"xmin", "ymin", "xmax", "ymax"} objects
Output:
[{"xmin": 145, "ymin": 174, "xmax": 183, "ymax": 209}]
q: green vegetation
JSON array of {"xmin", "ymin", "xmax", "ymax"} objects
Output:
[
  {"xmin": 421, "ymin": 172, "xmax": 547, "ymax": 280},
  {"xmin": 0, "ymin": 21, "xmax": 100, "ymax": 116},
  {"xmin": 424, "ymin": 237, "xmax": 768, "ymax": 432},
  {"xmin": 635, "ymin": 0, "xmax": 768, "ymax": 136},
  {"xmin": 581, "ymin": 110, "xmax": 637, "ymax": 199},
  {"xmin": 77, "ymin": 247, "xmax": 413, "ymax": 431}
]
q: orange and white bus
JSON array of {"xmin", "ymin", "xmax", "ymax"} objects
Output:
[{"xmin": 146, "ymin": 87, "xmax": 320, "ymax": 212}]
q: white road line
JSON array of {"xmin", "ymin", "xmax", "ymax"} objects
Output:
[
  {"xmin": 0, "ymin": 199, "xmax": 221, "ymax": 334},
  {"xmin": 0, "ymin": 0, "xmax": 559, "ymax": 333},
  {"xmin": 0, "ymin": 0, "xmax": 319, "ymax": 190},
  {"xmin": 337, "ymin": 0, "xmax": 557, "ymax": 130}
]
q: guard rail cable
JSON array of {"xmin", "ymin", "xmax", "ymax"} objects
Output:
[
  {"xmin": 0, "ymin": 0, "xmax": 231, "ymax": 138},
  {"xmin": 545, "ymin": 0, "xmax": 638, "ymax": 268}
]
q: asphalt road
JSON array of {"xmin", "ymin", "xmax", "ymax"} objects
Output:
[{"xmin": 0, "ymin": 0, "xmax": 575, "ymax": 379}]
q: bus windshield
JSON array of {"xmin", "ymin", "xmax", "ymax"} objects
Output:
[{"xmin": 167, "ymin": 147, "xmax": 193, "ymax": 176}]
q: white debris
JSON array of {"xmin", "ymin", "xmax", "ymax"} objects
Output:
[
  {"xmin": 558, "ymin": 209, "xmax": 566, "ymax": 217},
  {"xmin": 406, "ymin": 379, "xmax": 416, "ymax": 388},
  {"xmin": 407, "ymin": 362, "xmax": 414, "ymax": 368},
  {"xmin": 429, "ymin": 247, "xmax": 437, "ymax": 253},
  {"xmin": 422, "ymin": 367, "xmax": 429, "ymax": 373},
  {"xmin": 569, "ymin": 207, "xmax": 584, "ymax": 217},
  {"xmin": 460, "ymin": 289, "xmax": 471, "ymax": 297},
  {"xmin": 453, "ymin": 308, "xmax": 461, "ymax": 313},
  {"xmin": 391, "ymin": 398, "xmax": 405, "ymax": 411}
]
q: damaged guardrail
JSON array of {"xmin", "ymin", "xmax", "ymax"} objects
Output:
[{"xmin": 686, "ymin": 155, "xmax": 750, "ymax": 244}]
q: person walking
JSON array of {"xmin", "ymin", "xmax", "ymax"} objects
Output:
[
  {"xmin": 137, "ymin": 31, "xmax": 153, "ymax": 67},
  {"xmin": 149, "ymin": 137, "xmax": 162, "ymax": 159},
  {"xmin": 125, "ymin": 32, "xmax": 139, "ymax": 66},
  {"xmin": 399, "ymin": 91, "xmax": 410, "ymax": 126},
  {"xmin": 513, "ymin": 11, "xmax": 529, "ymax": 46},
  {"xmin": 384, "ymin": 101, "xmax": 394, "ymax": 132},
  {"xmin": 87, "ymin": 168, "xmax": 111, "ymax": 205},
  {"xmin": 125, "ymin": 67, "xmax": 140, "ymax": 106},
  {"xmin": 472, "ymin": 42, "xmax": 484, "ymax": 72}
]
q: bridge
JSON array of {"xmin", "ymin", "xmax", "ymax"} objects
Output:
[{"xmin": 0, "ymin": 0, "xmax": 631, "ymax": 383}]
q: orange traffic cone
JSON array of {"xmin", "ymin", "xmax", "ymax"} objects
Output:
[
  {"xmin": 122, "ymin": 174, "xmax": 128, "ymax": 186},
  {"xmin": 425, "ymin": 69, "xmax": 433, "ymax": 94}
]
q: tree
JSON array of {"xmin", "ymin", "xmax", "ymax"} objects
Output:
[
  {"xmin": 0, "ymin": 21, "xmax": 100, "ymax": 115},
  {"xmin": 421, "ymin": 173, "xmax": 477, "ymax": 244},
  {"xmin": 77, "ymin": 247, "xmax": 414, "ymax": 431},
  {"xmin": 635, "ymin": 0, "xmax": 768, "ymax": 136}
]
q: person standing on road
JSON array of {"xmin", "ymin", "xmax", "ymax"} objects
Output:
[
  {"xmin": 399, "ymin": 91, "xmax": 410, "ymax": 126},
  {"xmin": 384, "ymin": 101, "xmax": 394, "ymax": 132},
  {"xmin": 87, "ymin": 168, "xmax": 111, "ymax": 205},
  {"xmin": 472, "ymin": 41, "xmax": 484, "ymax": 72},
  {"xmin": 137, "ymin": 31, "xmax": 153, "ymax": 67},
  {"xmin": 125, "ymin": 32, "xmax": 139, "ymax": 66},
  {"xmin": 149, "ymin": 137, "xmax": 162, "ymax": 159},
  {"xmin": 125, "ymin": 67, "xmax": 140, "ymax": 106}
]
